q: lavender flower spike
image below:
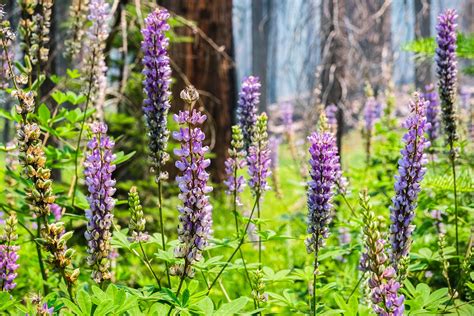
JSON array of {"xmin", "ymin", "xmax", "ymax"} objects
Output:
[
  {"xmin": 360, "ymin": 191, "xmax": 405, "ymax": 316},
  {"xmin": 305, "ymin": 131, "xmax": 339, "ymax": 260},
  {"xmin": 248, "ymin": 113, "xmax": 271, "ymax": 198},
  {"xmin": 142, "ymin": 9, "xmax": 172, "ymax": 181},
  {"xmin": 0, "ymin": 212, "xmax": 20, "ymax": 291},
  {"xmin": 84, "ymin": 122, "xmax": 116, "ymax": 283},
  {"xmin": 423, "ymin": 84, "xmax": 440, "ymax": 145},
  {"xmin": 281, "ymin": 102, "xmax": 294, "ymax": 131},
  {"xmin": 389, "ymin": 93, "xmax": 429, "ymax": 276},
  {"xmin": 224, "ymin": 125, "xmax": 246, "ymax": 205},
  {"xmin": 436, "ymin": 9, "xmax": 458, "ymax": 149},
  {"xmin": 84, "ymin": 0, "xmax": 110, "ymax": 119},
  {"xmin": 237, "ymin": 76, "xmax": 261, "ymax": 150},
  {"xmin": 172, "ymin": 87, "xmax": 213, "ymax": 278},
  {"xmin": 325, "ymin": 104, "xmax": 338, "ymax": 134}
]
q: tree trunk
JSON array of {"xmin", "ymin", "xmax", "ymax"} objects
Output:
[
  {"xmin": 414, "ymin": 0, "xmax": 432, "ymax": 89},
  {"xmin": 320, "ymin": 0, "xmax": 347, "ymax": 155},
  {"xmin": 252, "ymin": 0, "xmax": 270, "ymax": 112},
  {"xmin": 160, "ymin": 0, "xmax": 236, "ymax": 183}
]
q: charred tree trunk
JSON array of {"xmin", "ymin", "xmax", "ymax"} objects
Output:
[
  {"xmin": 252, "ymin": 0, "xmax": 270, "ymax": 112},
  {"xmin": 320, "ymin": 0, "xmax": 347, "ymax": 156},
  {"xmin": 414, "ymin": 0, "xmax": 432, "ymax": 88},
  {"xmin": 160, "ymin": 0, "xmax": 236, "ymax": 183}
]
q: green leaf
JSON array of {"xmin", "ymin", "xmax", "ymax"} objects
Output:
[
  {"xmin": 76, "ymin": 289, "xmax": 92, "ymax": 315},
  {"xmin": 214, "ymin": 297, "xmax": 249, "ymax": 316},
  {"xmin": 0, "ymin": 292, "xmax": 18, "ymax": 311},
  {"xmin": 113, "ymin": 151, "xmax": 136, "ymax": 165},
  {"xmin": 111, "ymin": 229, "xmax": 131, "ymax": 250},
  {"xmin": 51, "ymin": 91, "xmax": 68, "ymax": 105},
  {"xmin": 93, "ymin": 299, "xmax": 114, "ymax": 316},
  {"xmin": 67, "ymin": 69, "xmax": 81, "ymax": 79},
  {"xmin": 38, "ymin": 103, "xmax": 51, "ymax": 124},
  {"xmin": 61, "ymin": 298, "xmax": 83, "ymax": 315},
  {"xmin": 194, "ymin": 297, "xmax": 214, "ymax": 315}
]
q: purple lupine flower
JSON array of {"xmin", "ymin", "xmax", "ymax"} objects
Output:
[
  {"xmin": 459, "ymin": 87, "xmax": 470, "ymax": 110},
  {"xmin": 84, "ymin": 122, "xmax": 116, "ymax": 283},
  {"xmin": 50, "ymin": 203, "xmax": 62, "ymax": 222},
  {"xmin": 364, "ymin": 97, "xmax": 378, "ymax": 133},
  {"xmin": 369, "ymin": 257, "xmax": 405, "ymax": 316},
  {"xmin": 305, "ymin": 131, "xmax": 339, "ymax": 258},
  {"xmin": 237, "ymin": 76, "xmax": 261, "ymax": 150},
  {"xmin": 84, "ymin": 0, "xmax": 110, "ymax": 119},
  {"xmin": 269, "ymin": 135, "xmax": 282, "ymax": 197},
  {"xmin": 0, "ymin": 245, "xmax": 19, "ymax": 291},
  {"xmin": 269, "ymin": 136, "xmax": 280, "ymax": 171},
  {"xmin": 423, "ymin": 84, "xmax": 441, "ymax": 144},
  {"xmin": 389, "ymin": 94, "xmax": 429, "ymax": 271},
  {"xmin": 37, "ymin": 303, "xmax": 54, "ymax": 315},
  {"xmin": 0, "ymin": 35, "xmax": 13, "ymax": 90},
  {"xmin": 0, "ymin": 212, "xmax": 19, "ymax": 291},
  {"xmin": 435, "ymin": 9, "xmax": 458, "ymax": 148},
  {"xmin": 325, "ymin": 104, "xmax": 338, "ymax": 133},
  {"xmin": 338, "ymin": 227, "xmax": 351, "ymax": 245},
  {"xmin": 430, "ymin": 210, "xmax": 446, "ymax": 234},
  {"xmin": 224, "ymin": 125, "xmax": 246, "ymax": 206},
  {"xmin": 359, "ymin": 193, "xmax": 405, "ymax": 316},
  {"xmin": 172, "ymin": 88, "xmax": 213, "ymax": 278},
  {"xmin": 142, "ymin": 9, "xmax": 172, "ymax": 181},
  {"xmin": 281, "ymin": 102, "xmax": 293, "ymax": 130},
  {"xmin": 247, "ymin": 113, "xmax": 271, "ymax": 198}
]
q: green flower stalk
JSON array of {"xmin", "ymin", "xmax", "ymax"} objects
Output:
[
  {"xmin": 128, "ymin": 186, "xmax": 149, "ymax": 242},
  {"xmin": 0, "ymin": 212, "xmax": 20, "ymax": 291}
]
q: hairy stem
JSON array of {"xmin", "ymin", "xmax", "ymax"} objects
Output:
[
  {"xmin": 157, "ymin": 180, "xmax": 171, "ymax": 287},
  {"xmin": 207, "ymin": 196, "xmax": 259, "ymax": 294},
  {"xmin": 139, "ymin": 241, "xmax": 162, "ymax": 289}
]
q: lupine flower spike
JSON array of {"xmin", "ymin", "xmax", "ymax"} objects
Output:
[
  {"xmin": 305, "ymin": 131, "xmax": 339, "ymax": 258},
  {"xmin": 306, "ymin": 130, "xmax": 339, "ymax": 314},
  {"xmin": 269, "ymin": 136, "xmax": 282, "ymax": 198},
  {"xmin": 65, "ymin": 0, "xmax": 90, "ymax": 59},
  {"xmin": 237, "ymin": 76, "xmax": 261, "ymax": 151},
  {"xmin": 0, "ymin": 212, "xmax": 19, "ymax": 291},
  {"xmin": 435, "ymin": 8, "xmax": 461, "ymax": 260},
  {"xmin": 325, "ymin": 104, "xmax": 338, "ymax": 134},
  {"xmin": 363, "ymin": 85, "xmax": 378, "ymax": 164},
  {"xmin": 248, "ymin": 113, "xmax": 272, "ymax": 199},
  {"xmin": 128, "ymin": 186, "xmax": 149, "ymax": 242},
  {"xmin": 84, "ymin": 0, "xmax": 111, "ymax": 119},
  {"xmin": 172, "ymin": 86, "xmax": 213, "ymax": 280},
  {"xmin": 389, "ymin": 93, "xmax": 429, "ymax": 279},
  {"xmin": 359, "ymin": 191, "xmax": 405, "ymax": 316},
  {"xmin": 84, "ymin": 122, "xmax": 116, "ymax": 283},
  {"xmin": 436, "ymin": 9, "xmax": 458, "ymax": 154},
  {"xmin": 423, "ymin": 84, "xmax": 440, "ymax": 147},
  {"xmin": 142, "ymin": 8, "xmax": 172, "ymax": 182},
  {"xmin": 224, "ymin": 125, "xmax": 246, "ymax": 234}
]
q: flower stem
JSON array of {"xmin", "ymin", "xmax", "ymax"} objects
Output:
[
  {"xmin": 36, "ymin": 216, "xmax": 48, "ymax": 295},
  {"xmin": 207, "ymin": 196, "xmax": 259, "ymax": 294},
  {"xmin": 257, "ymin": 198, "xmax": 262, "ymax": 269},
  {"xmin": 71, "ymin": 50, "xmax": 97, "ymax": 207},
  {"xmin": 139, "ymin": 241, "xmax": 162, "ymax": 290},
  {"xmin": 449, "ymin": 150, "xmax": 459, "ymax": 261},
  {"xmin": 157, "ymin": 180, "xmax": 171, "ymax": 287}
]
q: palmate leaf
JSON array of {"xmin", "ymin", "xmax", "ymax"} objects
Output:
[
  {"xmin": 423, "ymin": 169, "xmax": 474, "ymax": 193},
  {"xmin": 404, "ymin": 33, "xmax": 474, "ymax": 59}
]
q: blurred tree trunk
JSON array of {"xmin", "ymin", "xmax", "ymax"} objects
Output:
[
  {"xmin": 320, "ymin": 0, "xmax": 347, "ymax": 156},
  {"xmin": 160, "ymin": 0, "xmax": 236, "ymax": 183},
  {"xmin": 252, "ymin": 0, "xmax": 270, "ymax": 111},
  {"xmin": 414, "ymin": 0, "xmax": 432, "ymax": 89}
]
